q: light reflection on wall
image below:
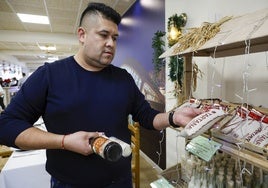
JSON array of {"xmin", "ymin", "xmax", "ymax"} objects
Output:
[
  {"xmin": 121, "ymin": 64, "xmax": 164, "ymax": 104},
  {"xmin": 124, "ymin": 66, "xmax": 142, "ymax": 89},
  {"xmin": 140, "ymin": 0, "xmax": 162, "ymax": 10},
  {"xmin": 121, "ymin": 17, "xmax": 136, "ymax": 26}
]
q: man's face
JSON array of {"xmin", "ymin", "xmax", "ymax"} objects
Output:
[{"xmin": 78, "ymin": 15, "xmax": 119, "ymax": 70}]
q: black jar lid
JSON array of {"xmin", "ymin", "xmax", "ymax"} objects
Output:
[{"xmin": 104, "ymin": 141, "xmax": 122, "ymax": 162}]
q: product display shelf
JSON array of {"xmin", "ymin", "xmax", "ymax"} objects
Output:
[
  {"xmin": 212, "ymin": 125, "xmax": 268, "ymax": 155},
  {"xmin": 161, "ymin": 8, "xmax": 268, "ymax": 186},
  {"xmin": 172, "ymin": 99, "xmax": 268, "ymax": 166},
  {"xmin": 211, "ymin": 136, "xmax": 268, "ymax": 172},
  {"xmin": 211, "ymin": 102, "xmax": 268, "ymax": 160},
  {"xmin": 180, "ymin": 8, "xmax": 268, "ymax": 172},
  {"xmin": 211, "ymin": 110, "xmax": 268, "ymax": 157}
]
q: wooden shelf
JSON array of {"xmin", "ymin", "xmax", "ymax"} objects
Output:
[
  {"xmin": 185, "ymin": 35, "xmax": 268, "ymax": 58},
  {"xmin": 163, "ymin": 8, "xmax": 268, "ymax": 173}
]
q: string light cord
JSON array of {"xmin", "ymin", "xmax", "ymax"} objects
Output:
[
  {"xmin": 233, "ymin": 34, "xmax": 252, "ymax": 147},
  {"xmin": 236, "ymin": 13, "xmax": 268, "ymax": 185},
  {"xmin": 235, "ymin": 15, "xmax": 265, "ymax": 182},
  {"xmin": 209, "ymin": 45, "xmax": 223, "ymax": 103},
  {"xmin": 156, "ymin": 130, "xmax": 183, "ymax": 186},
  {"xmin": 220, "ymin": 58, "xmax": 226, "ymax": 99},
  {"xmin": 174, "ymin": 130, "xmax": 182, "ymax": 185},
  {"xmin": 240, "ymin": 11, "xmax": 268, "ymax": 108},
  {"xmin": 154, "ymin": 129, "xmax": 165, "ymax": 169}
]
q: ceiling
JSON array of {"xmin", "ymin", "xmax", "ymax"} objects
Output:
[{"xmin": 0, "ymin": 0, "xmax": 136, "ymax": 72}]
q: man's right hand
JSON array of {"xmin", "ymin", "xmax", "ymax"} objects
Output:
[{"xmin": 62, "ymin": 131, "xmax": 99, "ymax": 156}]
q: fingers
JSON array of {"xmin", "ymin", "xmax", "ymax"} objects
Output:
[
  {"xmin": 173, "ymin": 107, "xmax": 204, "ymax": 127},
  {"xmin": 192, "ymin": 107, "xmax": 204, "ymax": 115},
  {"xmin": 63, "ymin": 131, "xmax": 100, "ymax": 156},
  {"xmin": 89, "ymin": 132, "xmax": 101, "ymax": 140}
]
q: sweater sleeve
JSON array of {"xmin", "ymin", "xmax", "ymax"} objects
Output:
[
  {"xmin": 0, "ymin": 65, "xmax": 48, "ymax": 147},
  {"xmin": 127, "ymin": 72, "xmax": 160, "ymax": 130}
]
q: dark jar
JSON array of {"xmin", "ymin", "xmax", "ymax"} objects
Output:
[{"xmin": 91, "ymin": 136, "xmax": 122, "ymax": 162}]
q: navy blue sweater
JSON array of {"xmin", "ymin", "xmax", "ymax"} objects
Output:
[{"xmin": 0, "ymin": 56, "xmax": 159, "ymax": 187}]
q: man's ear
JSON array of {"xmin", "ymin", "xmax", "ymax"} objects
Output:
[{"xmin": 77, "ymin": 27, "xmax": 86, "ymax": 44}]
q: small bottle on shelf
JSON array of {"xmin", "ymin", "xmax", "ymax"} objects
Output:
[{"xmin": 226, "ymin": 180, "xmax": 234, "ymax": 188}]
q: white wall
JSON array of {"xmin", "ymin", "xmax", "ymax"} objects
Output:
[{"xmin": 165, "ymin": 0, "xmax": 268, "ymax": 168}]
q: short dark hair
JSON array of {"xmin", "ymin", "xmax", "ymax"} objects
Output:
[{"xmin": 79, "ymin": 2, "xmax": 121, "ymax": 26}]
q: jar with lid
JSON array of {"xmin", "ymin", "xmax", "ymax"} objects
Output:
[{"xmin": 91, "ymin": 136, "xmax": 122, "ymax": 162}]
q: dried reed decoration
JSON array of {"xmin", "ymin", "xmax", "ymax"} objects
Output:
[{"xmin": 173, "ymin": 16, "xmax": 233, "ymax": 54}]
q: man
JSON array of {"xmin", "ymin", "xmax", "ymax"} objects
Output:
[{"xmin": 0, "ymin": 3, "xmax": 202, "ymax": 188}]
